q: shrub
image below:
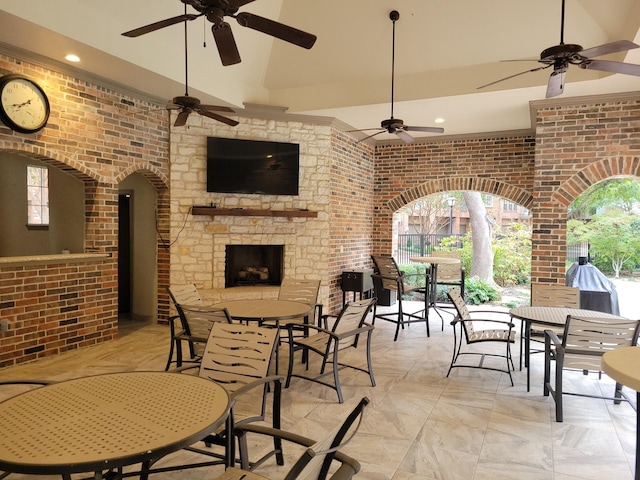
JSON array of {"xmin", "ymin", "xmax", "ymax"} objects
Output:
[{"xmin": 464, "ymin": 276, "xmax": 500, "ymax": 305}]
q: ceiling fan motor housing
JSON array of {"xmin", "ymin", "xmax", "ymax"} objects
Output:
[
  {"xmin": 173, "ymin": 95, "xmax": 201, "ymax": 108},
  {"xmin": 540, "ymin": 43, "xmax": 583, "ymax": 63}
]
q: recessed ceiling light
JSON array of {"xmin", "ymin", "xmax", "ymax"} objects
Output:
[
  {"xmin": 435, "ymin": 118, "xmax": 445, "ymax": 124},
  {"xmin": 65, "ymin": 54, "xmax": 80, "ymax": 62}
]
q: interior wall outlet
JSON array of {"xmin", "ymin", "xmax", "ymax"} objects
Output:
[{"xmin": 0, "ymin": 319, "xmax": 8, "ymax": 332}]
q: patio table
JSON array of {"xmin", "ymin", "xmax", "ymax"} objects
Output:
[
  {"xmin": 510, "ymin": 306, "xmax": 627, "ymax": 391},
  {"xmin": 0, "ymin": 371, "xmax": 229, "ymax": 479}
]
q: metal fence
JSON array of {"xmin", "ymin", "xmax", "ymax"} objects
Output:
[
  {"xmin": 396, "ymin": 233, "xmax": 463, "ymax": 264},
  {"xmin": 566, "ymin": 242, "xmax": 591, "ymax": 264},
  {"xmin": 397, "ymin": 235, "xmax": 590, "ymax": 266}
]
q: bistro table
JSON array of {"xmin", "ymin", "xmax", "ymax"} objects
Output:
[
  {"xmin": 213, "ymin": 299, "xmax": 312, "ymax": 325},
  {"xmin": 510, "ymin": 306, "xmax": 628, "ymax": 391},
  {"xmin": 602, "ymin": 346, "xmax": 640, "ymax": 480},
  {"xmin": 411, "ymin": 256, "xmax": 461, "ymax": 323},
  {"xmin": 0, "ymin": 371, "xmax": 230, "ymax": 480}
]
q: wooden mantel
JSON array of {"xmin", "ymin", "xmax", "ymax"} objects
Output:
[{"xmin": 191, "ymin": 206, "xmax": 318, "ymax": 218}]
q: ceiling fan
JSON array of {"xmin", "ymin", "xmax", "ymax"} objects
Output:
[
  {"xmin": 478, "ymin": 0, "xmax": 640, "ymax": 98},
  {"xmin": 349, "ymin": 11, "xmax": 444, "ymax": 144},
  {"xmin": 167, "ymin": 6, "xmax": 238, "ymax": 127},
  {"xmin": 122, "ymin": 0, "xmax": 317, "ymax": 66}
]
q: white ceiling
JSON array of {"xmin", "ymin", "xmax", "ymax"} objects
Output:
[{"xmin": 2, "ymin": 0, "xmax": 640, "ymax": 143}]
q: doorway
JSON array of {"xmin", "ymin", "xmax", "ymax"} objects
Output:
[{"xmin": 118, "ymin": 193, "xmax": 132, "ymax": 317}]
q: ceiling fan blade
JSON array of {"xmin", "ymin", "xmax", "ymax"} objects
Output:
[
  {"xmin": 198, "ymin": 109, "xmax": 239, "ymax": 126},
  {"xmin": 346, "ymin": 127, "xmax": 388, "ymax": 132},
  {"xmin": 405, "ymin": 125, "xmax": 445, "ymax": 134},
  {"xmin": 477, "ymin": 64, "xmax": 552, "ymax": 90},
  {"xmin": 581, "ymin": 59, "xmax": 640, "ymax": 76},
  {"xmin": 212, "ymin": 23, "xmax": 241, "ymax": 66},
  {"xmin": 546, "ymin": 69, "xmax": 566, "ymax": 98},
  {"xmin": 122, "ymin": 14, "xmax": 199, "ymax": 37},
  {"xmin": 235, "ymin": 12, "xmax": 317, "ymax": 49},
  {"xmin": 227, "ymin": 0, "xmax": 257, "ymax": 7},
  {"xmin": 395, "ymin": 130, "xmax": 415, "ymax": 143},
  {"xmin": 174, "ymin": 109, "xmax": 190, "ymax": 127},
  {"xmin": 354, "ymin": 130, "xmax": 385, "ymax": 143},
  {"xmin": 580, "ymin": 40, "xmax": 640, "ymax": 59},
  {"xmin": 199, "ymin": 104, "xmax": 235, "ymax": 113}
]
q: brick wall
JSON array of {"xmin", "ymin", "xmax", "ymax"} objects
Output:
[
  {"xmin": 531, "ymin": 98, "xmax": 640, "ymax": 285},
  {"xmin": 372, "ymin": 134, "xmax": 536, "ymax": 255},
  {"xmin": 0, "ymin": 54, "xmax": 170, "ymax": 367}
]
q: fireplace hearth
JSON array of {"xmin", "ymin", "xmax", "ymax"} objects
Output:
[{"xmin": 225, "ymin": 245, "xmax": 284, "ymax": 288}]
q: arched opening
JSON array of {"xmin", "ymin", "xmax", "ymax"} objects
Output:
[
  {"xmin": 118, "ymin": 172, "xmax": 160, "ymax": 325},
  {"xmin": 0, "ymin": 150, "xmax": 87, "ymax": 256}
]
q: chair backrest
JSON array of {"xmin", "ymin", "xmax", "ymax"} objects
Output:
[
  {"xmin": 167, "ymin": 285, "xmax": 232, "ymax": 345},
  {"xmin": 447, "ymin": 288, "xmax": 476, "ymax": 341},
  {"xmin": 531, "ymin": 284, "xmax": 580, "ymax": 308},
  {"xmin": 371, "ymin": 255, "xmax": 401, "ymax": 292},
  {"xmin": 331, "ymin": 298, "xmax": 376, "ymax": 348},
  {"xmin": 278, "ymin": 279, "xmax": 321, "ymax": 305},
  {"xmin": 434, "ymin": 250, "xmax": 462, "ymax": 283},
  {"xmin": 278, "ymin": 279, "xmax": 322, "ymax": 325},
  {"xmin": 284, "ymin": 397, "xmax": 370, "ymax": 480},
  {"xmin": 199, "ymin": 322, "xmax": 279, "ymax": 396},
  {"xmin": 561, "ymin": 315, "xmax": 640, "ymax": 371},
  {"xmin": 167, "ymin": 283, "xmax": 204, "ymax": 307}
]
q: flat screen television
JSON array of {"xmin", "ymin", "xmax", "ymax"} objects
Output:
[{"xmin": 206, "ymin": 137, "xmax": 300, "ymax": 195}]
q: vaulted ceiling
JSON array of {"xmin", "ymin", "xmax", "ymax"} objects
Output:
[{"xmin": 2, "ymin": 0, "xmax": 640, "ymax": 142}]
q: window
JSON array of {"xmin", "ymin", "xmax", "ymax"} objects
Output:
[
  {"xmin": 27, "ymin": 165, "xmax": 49, "ymax": 226},
  {"xmin": 503, "ymin": 200, "xmax": 518, "ymax": 211},
  {"xmin": 482, "ymin": 194, "xmax": 493, "ymax": 207}
]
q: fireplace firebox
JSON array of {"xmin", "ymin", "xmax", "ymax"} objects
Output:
[{"xmin": 225, "ymin": 245, "xmax": 284, "ymax": 288}]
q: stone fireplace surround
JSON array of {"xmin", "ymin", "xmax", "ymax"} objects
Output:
[{"xmin": 169, "ymin": 117, "xmax": 332, "ymax": 306}]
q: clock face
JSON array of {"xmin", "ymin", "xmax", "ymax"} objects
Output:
[{"xmin": 0, "ymin": 75, "xmax": 50, "ymax": 134}]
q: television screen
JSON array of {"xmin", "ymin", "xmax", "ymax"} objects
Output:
[{"xmin": 207, "ymin": 137, "xmax": 300, "ymax": 195}]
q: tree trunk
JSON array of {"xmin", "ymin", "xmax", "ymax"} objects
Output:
[{"xmin": 463, "ymin": 192, "xmax": 496, "ymax": 285}]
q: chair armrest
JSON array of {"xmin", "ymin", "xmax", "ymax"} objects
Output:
[
  {"xmin": 235, "ymin": 424, "xmax": 361, "ymax": 479},
  {"xmin": 0, "ymin": 380, "xmax": 52, "ymax": 386},
  {"xmin": 544, "ymin": 329, "xmax": 563, "ymax": 347},
  {"xmin": 450, "ymin": 316, "xmax": 514, "ymax": 329},
  {"xmin": 229, "ymin": 375, "xmax": 284, "ymax": 402}
]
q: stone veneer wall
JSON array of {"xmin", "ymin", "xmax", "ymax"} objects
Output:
[
  {"xmin": 0, "ymin": 53, "xmax": 170, "ymax": 368},
  {"xmin": 168, "ymin": 116, "xmax": 334, "ymax": 307}
]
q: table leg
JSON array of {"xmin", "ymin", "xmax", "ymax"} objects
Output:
[
  {"xmin": 525, "ymin": 319, "xmax": 531, "ymax": 392},
  {"xmin": 634, "ymin": 391, "xmax": 640, "ymax": 480}
]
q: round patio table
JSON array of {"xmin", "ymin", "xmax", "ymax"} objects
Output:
[
  {"xmin": 602, "ymin": 346, "xmax": 640, "ymax": 480},
  {"xmin": 0, "ymin": 371, "xmax": 229, "ymax": 479}
]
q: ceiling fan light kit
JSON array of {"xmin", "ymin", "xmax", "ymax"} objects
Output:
[{"xmin": 478, "ymin": 0, "xmax": 640, "ymax": 98}]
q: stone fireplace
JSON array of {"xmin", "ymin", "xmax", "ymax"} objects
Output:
[{"xmin": 225, "ymin": 244, "xmax": 284, "ymax": 288}]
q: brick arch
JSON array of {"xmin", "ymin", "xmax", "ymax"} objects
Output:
[
  {"xmin": 385, "ymin": 176, "xmax": 533, "ymax": 212},
  {"xmin": 2, "ymin": 145, "xmax": 100, "ymax": 183},
  {"xmin": 552, "ymin": 156, "xmax": 640, "ymax": 207},
  {"xmin": 115, "ymin": 163, "xmax": 169, "ymax": 191}
]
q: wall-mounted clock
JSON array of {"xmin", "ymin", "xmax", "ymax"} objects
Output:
[{"xmin": 0, "ymin": 74, "xmax": 50, "ymax": 134}]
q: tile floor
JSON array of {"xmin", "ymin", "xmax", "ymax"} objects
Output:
[{"xmin": 1, "ymin": 302, "xmax": 637, "ymax": 480}]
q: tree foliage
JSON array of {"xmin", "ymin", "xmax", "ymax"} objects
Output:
[
  {"xmin": 568, "ymin": 210, "xmax": 640, "ymax": 277},
  {"xmin": 569, "ymin": 178, "xmax": 640, "ymax": 219}
]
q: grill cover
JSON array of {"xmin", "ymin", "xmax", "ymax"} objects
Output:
[{"xmin": 565, "ymin": 262, "xmax": 620, "ymax": 315}]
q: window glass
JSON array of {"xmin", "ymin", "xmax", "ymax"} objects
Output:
[{"xmin": 27, "ymin": 165, "xmax": 49, "ymax": 225}]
